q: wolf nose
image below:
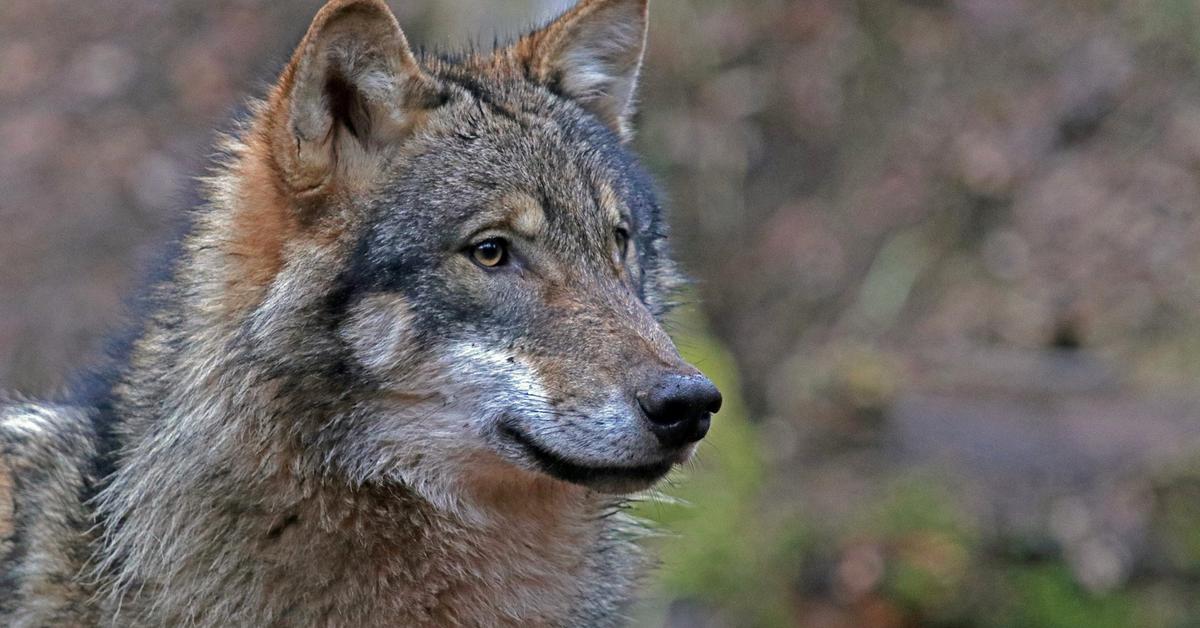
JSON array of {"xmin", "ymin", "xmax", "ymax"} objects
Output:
[{"xmin": 637, "ymin": 374, "xmax": 722, "ymax": 448}]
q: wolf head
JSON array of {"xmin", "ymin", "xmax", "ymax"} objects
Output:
[{"xmin": 211, "ymin": 0, "xmax": 720, "ymax": 506}]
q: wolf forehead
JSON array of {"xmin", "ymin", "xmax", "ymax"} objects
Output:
[{"xmin": 332, "ymin": 66, "xmax": 670, "ymax": 295}]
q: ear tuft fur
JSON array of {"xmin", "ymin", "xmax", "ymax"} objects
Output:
[
  {"xmin": 265, "ymin": 0, "xmax": 438, "ymax": 196},
  {"xmin": 517, "ymin": 0, "xmax": 649, "ymax": 141}
]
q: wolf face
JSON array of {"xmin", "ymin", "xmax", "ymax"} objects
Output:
[{"xmin": 223, "ymin": 0, "xmax": 720, "ymax": 506}]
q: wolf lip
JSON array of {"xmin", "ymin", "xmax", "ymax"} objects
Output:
[{"xmin": 499, "ymin": 425, "xmax": 674, "ymax": 489}]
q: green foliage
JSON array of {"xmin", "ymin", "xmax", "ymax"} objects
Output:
[
  {"xmin": 860, "ymin": 473, "xmax": 975, "ymax": 541},
  {"xmin": 865, "ymin": 476, "xmax": 976, "ymax": 622},
  {"xmin": 988, "ymin": 565, "xmax": 1134, "ymax": 628},
  {"xmin": 1152, "ymin": 458, "xmax": 1200, "ymax": 573}
]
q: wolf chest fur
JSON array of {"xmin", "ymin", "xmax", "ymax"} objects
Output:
[{"xmin": 0, "ymin": 0, "xmax": 722, "ymax": 626}]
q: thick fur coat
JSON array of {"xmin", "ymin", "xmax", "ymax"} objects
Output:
[{"xmin": 0, "ymin": 1, "xmax": 719, "ymax": 625}]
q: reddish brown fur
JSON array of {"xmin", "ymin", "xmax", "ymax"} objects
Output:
[
  {"xmin": 220, "ymin": 138, "xmax": 299, "ymax": 315},
  {"xmin": 219, "ymin": 0, "xmax": 435, "ymax": 314},
  {"xmin": 0, "ymin": 455, "xmax": 11, "ymax": 540}
]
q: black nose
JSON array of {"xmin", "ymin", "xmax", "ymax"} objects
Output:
[{"xmin": 637, "ymin": 374, "xmax": 722, "ymax": 448}]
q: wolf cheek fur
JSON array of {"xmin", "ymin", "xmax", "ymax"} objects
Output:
[{"xmin": 0, "ymin": 0, "xmax": 722, "ymax": 626}]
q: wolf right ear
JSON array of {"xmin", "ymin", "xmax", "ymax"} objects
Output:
[
  {"xmin": 265, "ymin": 0, "xmax": 440, "ymax": 196},
  {"xmin": 515, "ymin": 0, "xmax": 649, "ymax": 142}
]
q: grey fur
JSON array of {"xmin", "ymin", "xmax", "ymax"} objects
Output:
[{"xmin": 0, "ymin": 1, "xmax": 709, "ymax": 625}]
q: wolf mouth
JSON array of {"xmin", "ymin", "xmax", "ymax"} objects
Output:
[{"xmin": 499, "ymin": 424, "xmax": 674, "ymax": 488}]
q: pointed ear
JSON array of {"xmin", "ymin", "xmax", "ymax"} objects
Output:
[
  {"xmin": 265, "ymin": 0, "xmax": 440, "ymax": 196},
  {"xmin": 518, "ymin": 0, "xmax": 649, "ymax": 141}
]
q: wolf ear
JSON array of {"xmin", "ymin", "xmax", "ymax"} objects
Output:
[
  {"xmin": 265, "ymin": 0, "xmax": 439, "ymax": 195},
  {"xmin": 517, "ymin": 0, "xmax": 649, "ymax": 141}
]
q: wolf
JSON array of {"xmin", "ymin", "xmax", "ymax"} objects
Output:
[{"xmin": 0, "ymin": 0, "xmax": 722, "ymax": 625}]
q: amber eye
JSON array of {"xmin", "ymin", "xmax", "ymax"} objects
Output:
[
  {"xmin": 614, "ymin": 227, "xmax": 631, "ymax": 260},
  {"xmin": 470, "ymin": 238, "xmax": 509, "ymax": 268}
]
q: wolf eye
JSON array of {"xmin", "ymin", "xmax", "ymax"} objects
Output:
[
  {"xmin": 470, "ymin": 238, "xmax": 509, "ymax": 268},
  {"xmin": 614, "ymin": 227, "xmax": 631, "ymax": 260}
]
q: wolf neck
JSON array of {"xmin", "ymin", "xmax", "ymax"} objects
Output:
[
  {"xmin": 98, "ymin": 351, "xmax": 614, "ymax": 625},
  {"xmin": 101, "ymin": 462, "xmax": 607, "ymax": 626},
  {"xmin": 89, "ymin": 238, "xmax": 618, "ymax": 627}
]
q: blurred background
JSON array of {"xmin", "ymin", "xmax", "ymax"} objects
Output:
[{"xmin": 4, "ymin": 0, "xmax": 1200, "ymax": 626}]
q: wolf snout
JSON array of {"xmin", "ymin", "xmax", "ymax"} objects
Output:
[{"xmin": 635, "ymin": 373, "xmax": 722, "ymax": 448}]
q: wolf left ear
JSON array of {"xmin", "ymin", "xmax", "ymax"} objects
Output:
[
  {"xmin": 517, "ymin": 0, "xmax": 649, "ymax": 141},
  {"xmin": 265, "ymin": 0, "xmax": 440, "ymax": 196}
]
